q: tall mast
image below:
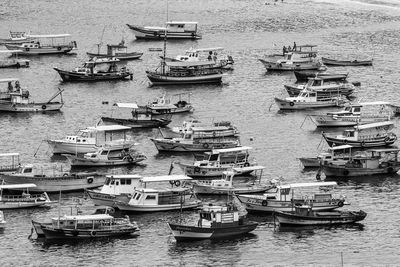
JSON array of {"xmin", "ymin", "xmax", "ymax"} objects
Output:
[{"xmin": 162, "ymin": 0, "xmax": 168, "ymax": 75}]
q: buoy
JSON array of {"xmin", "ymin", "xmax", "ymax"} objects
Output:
[
  {"xmin": 249, "ymin": 137, "xmax": 254, "ymax": 141},
  {"xmin": 102, "ymin": 101, "xmax": 109, "ymax": 104}
]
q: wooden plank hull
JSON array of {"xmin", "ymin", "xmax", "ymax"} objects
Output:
[
  {"xmin": 126, "ymin": 24, "xmax": 201, "ymax": 40},
  {"xmin": 40, "ymin": 225, "xmax": 138, "ymax": 240},
  {"xmin": 151, "ymin": 138, "xmax": 239, "ymax": 152},
  {"xmin": 86, "ymin": 190, "xmax": 130, "ymax": 207},
  {"xmin": 259, "ymin": 59, "xmax": 324, "ymax": 71},
  {"xmin": 294, "ymin": 71, "xmax": 348, "ymax": 82},
  {"xmin": 86, "ymin": 52, "xmax": 143, "ymax": 60},
  {"xmin": 284, "ymin": 84, "xmax": 354, "ymax": 97},
  {"xmin": 323, "ymin": 134, "xmax": 397, "ymax": 148},
  {"xmin": 101, "ymin": 116, "xmax": 171, "ymax": 128},
  {"xmin": 0, "ymin": 59, "xmax": 30, "ymax": 68},
  {"xmin": 5, "ymin": 44, "xmax": 74, "ymax": 55},
  {"xmin": 321, "ymin": 57, "xmax": 373, "ymax": 66},
  {"xmin": 64, "ymin": 154, "xmax": 146, "ymax": 167},
  {"xmin": 146, "ymin": 71, "xmax": 223, "ymax": 85},
  {"xmin": 116, "ymin": 200, "xmax": 202, "ymax": 212},
  {"xmin": 309, "ymin": 114, "xmax": 390, "ymax": 127},
  {"xmin": 275, "ymin": 210, "xmax": 367, "ymax": 226},
  {"xmin": 322, "ymin": 163, "xmax": 400, "ymax": 177},
  {"xmin": 274, "ymin": 97, "xmax": 341, "ymax": 110},
  {"xmin": 0, "ymin": 101, "xmax": 63, "ymax": 112},
  {"xmin": 54, "ymin": 68, "xmax": 132, "ymax": 82},
  {"xmin": 193, "ymin": 184, "xmax": 268, "ymax": 195},
  {"xmin": 298, "ymin": 157, "xmax": 321, "ymax": 168}
]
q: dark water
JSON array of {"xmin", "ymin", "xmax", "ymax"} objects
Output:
[{"xmin": 1, "ymin": 0, "xmax": 400, "ymax": 265}]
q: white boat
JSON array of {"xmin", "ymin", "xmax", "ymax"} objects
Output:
[
  {"xmin": 237, "ymin": 181, "xmax": 346, "ymax": 213},
  {"xmin": 146, "ymin": 93, "xmax": 194, "ymax": 115},
  {"xmin": 299, "ymin": 144, "xmax": 352, "ymax": 168},
  {"xmin": 126, "ymin": 21, "xmax": 201, "ymax": 40},
  {"xmin": 46, "ymin": 124, "xmax": 134, "ymax": 154},
  {"xmin": 0, "ymin": 183, "xmax": 53, "ymax": 209},
  {"xmin": 115, "ymin": 175, "xmax": 202, "ymax": 212},
  {"xmin": 177, "ymin": 146, "xmax": 257, "ymax": 178},
  {"xmin": 0, "ymin": 50, "xmax": 29, "ymax": 68},
  {"xmin": 86, "ymin": 174, "xmax": 142, "ymax": 207},
  {"xmin": 0, "ymin": 31, "xmax": 32, "ymax": 45},
  {"xmin": 0, "ymin": 152, "xmax": 20, "ymax": 173},
  {"xmin": 171, "ymin": 119, "xmax": 239, "ymax": 137},
  {"xmin": 5, "ymin": 34, "xmax": 77, "ymax": 55}
]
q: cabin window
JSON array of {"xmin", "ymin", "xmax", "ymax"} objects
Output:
[
  {"xmin": 23, "ymin": 168, "xmax": 32, "ymax": 173},
  {"xmin": 209, "ymin": 154, "xmax": 219, "ymax": 161},
  {"xmin": 135, "ymin": 194, "xmax": 141, "ymax": 200},
  {"xmin": 313, "ymin": 80, "xmax": 322, "ymax": 86},
  {"xmin": 354, "ymin": 107, "xmax": 361, "ymax": 113},
  {"xmin": 132, "ymin": 193, "xmax": 137, "ymax": 199},
  {"xmin": 115, "ymin": 181, "xmax": 119, "ymax": 186},
  {"xmin": 126, "ymin": 179, "xmax": 131, "ymax": 185},
  {"xmin": 121, "ymin": 179, "xmax": 126, "ymax": 185},
  {"xmin": 105, "ymin": 178, "xmax": 111, "ymax": 185},
  {"xmin": 310, "ymin": 93, "xmax": 316, "ymax": 97},
  {"xmin": 110, "ymin": 180, "xmax": 115, "ymax": 185},
  {"xmin": 145, "ymin": 195, "xmax": 156, "ymax": 200}
]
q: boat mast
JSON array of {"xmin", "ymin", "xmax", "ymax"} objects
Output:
[{"xmin": 162, "ymin": 0, "xmax": 168, "ymax": 75}]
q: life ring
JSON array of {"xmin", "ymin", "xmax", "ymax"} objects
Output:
[
  {"xmin": 387, "ymin": 167, "xmax": 394, "ymax": 173},
  {"xmin": 202, "ymin": 143, "xmax": 209, "ymax": 149},
  {"xmin": 25, "ymin": 47, "xmax": 30, "ymax": 52},
  {"xmin": 312, "ymin": 54, "xmax": 317, "ymax": 58},
  {"xmin": 343, "ymin": 139, "xmax": 348, "ymax": 144},
  {"xmin": 63, "ymin": 173, "xmax": 69, "ymax": 177},
  {"xmin": 194, "ymin": 166, "xmax": 201, "ymax": 173},
  {"xmin": 212, "ymin": 132, "xmax": 216, "ymax": 137},
  {"xmin": 90, "ymin": 231, "xmax": 97, "ymax": 237},
  {"xmin": 337, "ymin": 200, "xmax": 344, "ymax": 207},
  {"xmin": 128, "ymin": 156, "xmax": 134, "ymax": 163},
  {"xmin": 41, "ymin": 104, "xmax": 47, "ymax": 110},
  {"xmin": 244, "ymin": 162, "xmax": 250, "ymax": 167},
  {"xmin": 169, "ymin": 180, "xmax": 175, "ymax": 185},
  {"xmin": 384, "ymin": 137, "xmax": 391, "ymax": 144},
  {"xmin": 289, "ymin": 102, "xmax": 295, "ymax": 106},
  {"xmin": 174, "ymin": 180, "xmax": 181, "ymax": 187},
  {"xmin": 87, "ymin": 177, "xmax": 94, "ymax": 184},
  {"xmin": 361, "ymin": 141, "xmax": 366, "ymax": 147},
  {"xmin": 343, "ymin": 169, "xmax": 349, "ymax": 176},
  {"xmin": 57, "ymin": 46, "xmax": 62, "ymax": 51},
  {"xmin": 261, "ymin": 200, "xmax": 268, "ymax": 206}
]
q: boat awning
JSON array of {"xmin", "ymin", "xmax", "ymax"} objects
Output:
[
  {"xmin": 0, "ymin": 153, "xmax": 20, "ymax": 157},
  {"xmin": 54, "ymin": 214, "xmax": 113, "ymax": 221},
  {"xmin": 212, "ymin": 146, "xmax": 252, "ymax": 154},
  {"xmin": 186, "ymin": 47, "xmax": 224, "ymax": 53},
  {"xmin": 233, "ymin": 165, "xmax": 265, "ymax": 172},
  {"xmin": 0, "ymin": 78, "xmax": 19, "ymax": 83},
  {"xmin": 140, "ymin": 175, "xmax": 192, "ymax": 183},
  {"xmin": 27, "ymin": 34, "xmax": 71, "ymax": 38},
  {"xmin": 0, "ymin": 183, "xmax": 37, "ymax": 189},
  {"xmin": 355, "ymin": 121, "xmax": 393, "ymax": 130},
  {"xmin": 166, "ymin": 21, "xmax": 198, "ymax": 25},
  {"xmin": 87, "ymin": 125, "xmax": 131, "ymax": 132},
  {"xmin": 166, "ymin": 61, "xmax": 215, "ymax": 67},
  {"xmin": 277, "ymin": 182, "xmax": 337, "ymax": 189},
  {"xmin": 0, "ymin": 50, "xmax": 23, "ymax": 53},
  {"xmin": 106, "ymin": 174, "xmax": 142, "ymax": 179},
  {"xmin": 114, "ymin": 103, "xmax": 139, "ymax": 109},
  {"xmin": 328, "ymin": 145, "xmax": 353, "ymax": 151},
  {"xmin": 191, "ymin": 126, "xmax": 232, "ymax": 132}
]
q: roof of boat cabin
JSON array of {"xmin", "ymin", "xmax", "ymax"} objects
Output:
[
  {"xmin": 277, "ymin": 181, "xmax": 337, "ymax": 189},
  {"xmin": 0, "ymin": 152, "xmax": 20, "ymax": 157},
  {"xmin": 106, "ymin": 174, "xmax": 142, "ymax": 179},
  {"xmin": 296, "ymin": 44, "xmax": 317, "ymax": 48},
  {"xmin": 186, "ymin": 47, "xmax": 224, "ymax": 53},
  {"xmin": 53, "ymin": 214, "xmax": 113, "ymax": 221},
  {"xmin": 355, "ymin": 121, "xmax": 394, "ymax": 130},
  {"xmin": 166, "ymin": 21, "xmax": 198, "ymax": 25},
  {"xmin": 27, "ymin": 34, "xmax": 71, "ymax": 38},
  {"xmin": 86, "ymin": 58, "xmax": 120, "ymax": 64},
  {"xmin": 140, "ymin": 175, "xmax": 192, "ymax": 183},
  {"xmin": 0, "ymin": 78, "xmax": 19, "ymax": 83},
  {"xmin": 327, "ymin": 145, "xmax": 353, "ymax": 151},
  {"xmin": 0, "ymin": 50, "xmax": 23, "ymax": 53},
  {"xmin": 107, "ymin": 44, "xmax": 127, "ymax": 48},
  {"xmin": 86, "ymin": 125, "xmax": 131, "ymax": 131},
  {"xmin": 365, "ymin": 148, "xmax": 400, "ymax": 153},
  {"xmin": 210, "ymin": 146, "xmax": 252, "ymax": 154},
  {"xmin": 166, "ymin": 61, "xmax": 216, "ymax": 67},
  {"xmin": 113, "ymin": 103, "xmax": 139, "ymax": 109},
  {"xmin": 233, "ymin": 165, "xmax": 265, "ymax": 172},
  {"xmin": 0, "ymin": 183, "xmax": 37, "ymax": 189},
  {"xmin": 191, "ymin": 126, "xmax": 233, "ymax": 132}
]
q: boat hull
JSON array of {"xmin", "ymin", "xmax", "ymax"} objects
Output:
[
  {"xmin": 284, "ymin": 84, "xmax": 354, "ymax": 97},
  {"xmin": 146, "ymin": 71, "xmax": 223, "ymax": 85},
  {"xmin": 0, "ymin": 101, "xmax": 63, "ymax": 112},
  {"xmin": 151, "ymin": 138, "xmax": 239, "ymax": 152},
  {"xmin": 274, "ymin": 97, "xmax": 341, "ymax": 110},
  {"xmin": 54, "ymin": 68, "xmax": 132, "ymax": 82},
  {"xmin": 275, "ymin": 210, "xmax": 367, "ymax": 226},
  {"xmin": 322, "ymin": 163, "xmax": 400, "ymax": 177},
  {"xmin": 298, "ymin": 157, "xmax": 321, "ymax": 168},
  {"xmin": 86, "ymin": 190, "xmax": 131, "ymax": 207},
  {"xmin": 193, "ymin": 184, "xmax": 268, "ymax": 195},
  {"xmin": 101, "ymin": 116, "xmax": 171, "ymax": 128},
  {"xmin": 294, "ymin": 71, "xmax": 348, "ymax": 82},
  {"xmin": 65, "ymin": 154, "xmax": 146, "ymax": 167},
  {"xmin": 180, "ymin": 163, "xmax": 253, "ymax": 178},
  {"xmin": 259, "ymin": 59, "xmax": 324, "ymax": 71},
  {"xmin": 0, "ymin": 201, "xmax": 48, "ymax": 209},
  {"xmin": 40, "ymin": 225, "xmax": 138, "ymax": 239},
  {"xmin": 0, "ymin": 59, "xmax": 30, "ymax": 68},
  {"xmin": 323, "ymin": 135, "xmax": 397, "ymax": 148},
  {"xmin": 5, "ymin": 44, "xmax": 74, "ymax": 55},
  {"xmin": 309, "ymin": 114, "xmax": 390, "ymax": 127},
  {"xmin": 126, "ymin": 24, "xmax": 201, "ymax": 40},
  {"xmin": 116, "ymin": 200, "xmax": 202, "ymax": 212},
  {"xmin": 321, "ymin": 57, "xmax": 373, "ymax": 66},
  {"xmin": 86, "ymin": 52, "xmax": 143, "ymax": 60}
]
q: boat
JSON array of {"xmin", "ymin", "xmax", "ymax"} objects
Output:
[
  {"xmin": 259, "ymin": 45, "xmax": 326, "ymax": 71},
  {"xmin": 54, "ymin": 57, "xmax": 133, "ymax": 82},
  {"xmin": 320, "ymin": 148, "xmax": 400, "ymax": 177},
  {"xmin": 87, "ymin": 41, "xmax": 143, "ymax": 60},
  {"xmin": 145, "ymin": 93, "xmax": 194, "ymax": 115},
  {"xmin": 168, "ymin": 202, "xmax": 258, "ymax": 241},
  {"xmin": 274, "ymin": 89, "xmax": 347, "ymax": 110},
  {"xmin": 36, "ymin": 213, "xmax": 139, "ymax": 240},
  {"xmin": 5, "ymin": 34, "xmax": 77, "ymax": 55},
  {"xmin": 115, "ymin": 175, "xmax": 202, "ymax": 212},
  {"xmin": 0, "ymin": 50, "xmax": 29, "ymax": 68},
  {"xmin": 86, "ymin": 174, "xmax": 142, "ymax": 207},
  {"xmin": 0, "ymin": 164, "xmax": 105, "ymax": 192},
  {"xmin": 299, "ymin": 145, "xmax": 352, "ymax": 168},
  {"xmin": 0, "ymin": 183, "xmax": 53, "ymax": 209},
  {"xmin": 0, "ymin": 211, "xmax": 5, "ymax": 229},
  {"xmin": 64, "ymin": 145, "xmax": 146, "ymax": 167},
  {"xmin": 321, "ymin": 57, "xmax": 373, "ymax": 66},
  {"xmin": 294, "ymin": 71, "xmax": 349, "ymax": 82},
  {"xmin": 237, "ymin": 181, "xmax": 345, "ymax": 213},
  {"xmin": 0, "ymin": 31, "xmax": 32, "ymax": 45},
  {"xmin": 308, "ymin": 101, "xmax": 393, "ymax": 128},
  {"xmin": 126, "ymin": 21, "xmax": 201, "ymax": 40},
  {"xmin": 192, "ymin": 167, "xmax": 270, "ymax": 195},
  {"xmin": 0, "ymin": 152, "xmax": 21, "ymax": 173},
  {"xmin": 171, "ymin": 119, "xmax": 239, "ymax": 137},
  {"xmin": 322, "ymin": 121, "xmax": 397, "ymax": 148},
  {"xmin": 284, "ymin": 76, "xmax": 355, "ymax": 97},
  {"xmin": 46, "ymin": 124, "xmax": 134, "ymax": 154},
  {"xmin": 100, "ymin": 103, "xmax": 172, "ymax": 128},
  {"xmin": 177, "ymin": 146, "xmax": 257, "ymax": 178}
]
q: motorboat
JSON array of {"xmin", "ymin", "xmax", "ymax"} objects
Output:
[
  {"xmin": 171, "ymin": 119, "xmax": 239, "ymax": 137},
  {"xmin": 87, "ymin": 41, "xmax": 143, "ymax": 60},
  {"xmin": 0, "ymin": 50, "xmax": 29, "ymax": 68},
  {"xmin": 294, "ymin": 71, "xmax": 349, "ymax": 82},
  {"xmin": 126, "ymin": 21, "xmax": 201, "ymax": 40},
  {"xmin": 145, "ymin": 93, "xmax": 194, "ymax": 115},
  {"xmin": 0, "ymin": 183, "xmax": 53, "ymax": 209},
  {"xmin": 321, "ymin": 57, "xmax": 373, "ymax": 66},
  {"xmin": 0, "ymin": 31, "xmax": 32, "ymax": 45},
  {"xmin": 299, "ymin": 145, "xmax": 352, "ymax": 168}
]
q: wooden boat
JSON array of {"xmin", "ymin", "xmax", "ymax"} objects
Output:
[
  {"xmin": 87, "ymin": 42, "xmax": 143, "ymax": 60},
  {"xmin": 308, "ymin": 101, "xmax": 393, "ymax": 128},
  {"xmin": 86, "ymin": 174, "xmax": 142, "ymax": 207},
  {"xmin": 115, "ymin": 175, "xmax": 202, "ymax": 212},
  {"xmin": 126, "ymin": 21, "xmax": 201, "ymax": 40},
  {"xmin": 171, "ymin": 119, "xmax": 239, "ymax": 137},
  {"xmin": 294, "ymin": 71, "xmax": 348, "ymax": 82},
  {"xmin": 274, "ymin": 89, "xmax": 347, "ymax": 110},
  {"xmin": 0, "ymin": 50, "xmax": 29, "ymax": 68},
  {"xmin": 0, "ymin": 183, "xmax": 53, "ymax": 209},
  {"xmin": 0, "ymin": 211, "xmax": 5, "ymax": 229},
  {"xmin": 64, "ymin": 146, "xmax": 146, "ymax": 167},
  {"xmin": 145, "ymin": 93, "xmax": 194, "ymax": 115},
  {"xmin": 100, "ymin": 102, "xmax": 172, "ymax": 128},
  {"xmin": 46, "ymin": 125, "xmax": 134, "ymax": 154},
  {"xmin": 284, "ymin": 77, "xmax": 355, "ymax": 97},
  {"xmin": 0, "ymin": 164, "xmax": 105, "ymax": 192},
  {"xmin": 168, "ymin": 202, "xmax": 258, "ymax": 241},
  {"xmin": 0, "ymin": 152, "xmax": 21, "ymax": 173},
  {"xmin": 0, "ymin": 31, "xmax": 32, "ymax": 45},
  {"xmin": 321, "ymin": 57, "xmax": 373, "ymax": 66},
  {"xmin": 321, "ymin": 148, "xmax": 400, "ymax": 177},
  {"xmin": 37, "ymin": 213, "xmax": 139, "ymax": 240},
  {"xmin": 5, "ymin": 34, "xmax": 77, "ymax": 55},
  {"xmin": 177, "ymin": 146, "xmax": 256, "ymax": 178},
  {"xmin": 54, "ymin": 57, "xmax": 133, "ymax": 82},
  {"xmin": 299, "ymin": 145, "xmax": 352, "ymax": 168},
  {"xmin": 322, "ymin": 121, "xmax": 397, "ymax": 148},
  {"xmin": 237, "ymin": 181, "xmax": 345, "ymax": 213},
  {"xmin": 274, "ymin": 205, "xmax": 367, "ymax": 226}
]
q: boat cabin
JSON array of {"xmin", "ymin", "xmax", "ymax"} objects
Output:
[
  {"xmin": 23, "ymin": 34, "xmax": 76, "ymax": 48},
  {"xmin": 51, "ymin": 214, "xmax": 119, "ymax": 230},
  {"xmin": 198, "ymin": 204, "xmax": 240, "ymax": 228},
  {"xmin": 99, "ymin": 174, "xmax": 142, "ymax": 195},
  {"xmin": 194, "ymin": 146, "xmax": 252, "ymax": 167},
  {"xmin": 0, "ymin": 183, "xmax": 50, "ymax": 203},
  {"xmin": 166, "ymin": 21, "xmax": 198, "ymax": 33},
  {"xmin": 317, "ymin": 145, "xmax": 352, "ymax": 165},
  {"xmin": 0, "ymin": 153, "xmax": 20, "ymax": 173},
  {"xmin": 327, "ymin": 101, "xmax": 393, "ymax": 118},
  {"xmin": 346, "ymin": 148, "xmax": 400, "ymax": 169},
  {"xmin": 9, "ymin": 31, "xmax": 29, "ymax": 41},
  {"xmin": 340, "ymin": 121, "xmax": 395, "ymax": 140},
  {"xmin": 76, "ymin": 57, "xmax": 123, "ymax": 74},
  {"xmin": 63, "ymin": 125, "xmax": 131, "ymax": 146},
  {"xmin": 0, "ymin": 78, "xmax": 21, "ymax": 100}
]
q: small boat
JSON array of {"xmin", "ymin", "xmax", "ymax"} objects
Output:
[
  {"xmin": 86, "ymin": 174, "xmax": 142, "ymax": 207},
  {"xmin": 5, "ymin": 34, "xmax": 77, "ymax": 55},
  {"xmin": 126, "ymin": 21, "xmax": 201, "ymax": 40},
  {"xmin": 100, "ymin": 103, "xmax": 172, "ymax": 128},
  {"xmin": 321, "ymin": 57, "xmax": 373, "ymax": 66},
  {"xmin": 0, "ymin": 152, "xmax": 21, "ymax": 173},
  {"xmin": 299, "ymin": 144, "xmax": 352, "ymax": 168},
  {"xmin": 322, "ymin": 121, "xmax": 397, "ymax": 148},
  {"xmin": 87, "ymin": 41, "xmax": 143, "ymax": 60},
  {"xmin": 64, "ymin": 145, "xmax": 146, "ymax": 167},
  {"xmin": 321, "ymin": 148, "xmax": 400, "ymax": 177},
  {"xmin": 294, "ymin": 71, "xmax": 349, "ymax": 82},
  {"xmin": 145, "ymin": 93, "xmax": 194, "ymax": 115},
  {"xmin": 54, "ymin": 57, "xmax": 133, "ymax": 82},
  {"xmin": 237, "ymin": 181, "xmax": 345, "ymax": 213},
  {"xmin": 308, "ymin": 101, "xmax": 393, "ymax": 128},
  {"xmin": 171, "ymin": 119, "xmax": 239, "ymax": 137},
  {"xmin": 36, "ymin": 213, "xmax": 139, "ymax": 240},
  {"xmin": 168, "ymin": 202, "xmax": 258, "ymax": 241},
  {"xmin": 274, "ymin": 205, "xmax": 367, "ymax": 226},
  {"xmin": 115, "ymin": 175, "xmax": 202, "ymax": 212},
  {"xmin": 0, "ymin": 183, "xmax": 53, "ymax": 209},
  {"xmin": 0, "ymin": 164, "xmax": 105, "ymax": 192},
  {"xmin": 0, "ymin": 31, "xmax": 32, "ymax": 45},
  {"xmin": 46, "ymin": 124, "xmax": 134, "ymax": 154},
  {"xmin": 0, "ymin": 50, "xmax": 29, "ymax": 68},
  {"xmin": 274, "ymin": 89, "xmax": 347, "ymax": 110}
]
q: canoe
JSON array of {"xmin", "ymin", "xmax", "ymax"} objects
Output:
[{"xmin": 321, "ymin": 57, "xmax": 373, "ymax": 66}]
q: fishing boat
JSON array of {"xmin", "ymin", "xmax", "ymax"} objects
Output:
[
  {"xmin": 168, "ymin": 202, "xmax": 258, "ymax": 241},
  {"xmin": 126, "ymin": 21, "xmax": 201, "ymax": 40},
  {"xmin": 100, "ymin": 103, "xmax": 172, "ymax": 128},
  {"xmin": 299, "ymin": 145, "xmax": 352, "ymax": 168},
  {"xmin": 87, "ymin": 41, "xmax": 143, "ymax": 60},
  {"xmin": 171, "ymin": 119, "xmax": 239, "ymax": 137},
  {"xmin": 0, "ymin": 50, "xmax": 29, "ymax": 68},
  {"xmin": 0, "ymin": 153, "xmax": 21, "ymax": 173},
  {"xmin": 177, "ymin": 146, "xmax": 256, "ymax": 178},
  {"xmin": 145, "ymin": 93, "xmax": 194, "ymax": 115},
  {"xmin": 321, "ymin": 57, "xmax": 373, "ymax": 66},
  {"xmin": 322, "ymin": 121, "xmax": 397, "ymax": 148},
  {"xmin": 0, "ymin": 211, "xmax": 5, "ymax": 229},
  {"xmin": 308, "ymin": 101, "xmax": 393, "ymax": 127},
  {"xmin": 54, "ymin": 57, "xmax": 133, "ymax": 82},
  {"xmin": 274, "ymin": 89, "xmax": 347, "ymax": 110},
  {"xmin": 86, "ymin": 174, "xmax": 142, "ymax": 207},
  {"xmin": 5, "ymin": 34, "xmax": 77, "ymax": 55},
  {"xmin": 46, "ymin": 124, "xmax": 134, "ymax": 154},
  {"xmin": 0, "ymin": 31, "xmax": 32, "ymax": 45},
  {"xmin": 0, "ymin": 183, "xmax": 53, "ymax": 209},
  {"xmin": 259, "ymin": 45, "xmax": 326, "ymax": 71},
  {"xmin": 237, "ymin": 181, "xmax": 345, "ymax": 213},
  {"xmin": 284, "ymin": 76, "xmax": 355, "ymax": 97},
  {"xmin": 294, "ymin": 71, "xmax": 349, "ymax": 82},
  {"xmin": 115, "ymin": 175, "xmax": 202, "ymax": 212},
  {"xmin": 320, "ymin": 148, "xmax": 400, "ymax": 177},
  {"xmin": 0, "ymin": 164, "xmax": 105, "ymax": 192}
]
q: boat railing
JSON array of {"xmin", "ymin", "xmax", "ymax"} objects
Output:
[
  {"xmin": 1, "ymin": 193, "xmax": 46, "ymax": 202},
  {"xmin": 0, "ymin": 164, "xmax": 19, "ymax": 172}
]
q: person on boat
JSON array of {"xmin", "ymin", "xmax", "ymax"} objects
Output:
[
  {"xmin": 288, "ymin": 45, "xmax": 292, "ymax": 51},
  {"xmin": 213, "ymin": 52, "xmax": 218, "ymax": 61},
  {"xmin": 7, "ymin": 82, "xmax": 13, "ymax": 92},
  {"xmin": 283, "ymin": 46, "xmax": 287, "ymax": 55},
  {"xmin": 293, "ymin": 42, "xmax": 297, "ymax": 51},
  {"xmin": 15, "ymin": 81, "xmax": 21, "ymax": 91},
  {"xmin": 208, "ymin": 51, "xmax": 212, "ymax": 61}
]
